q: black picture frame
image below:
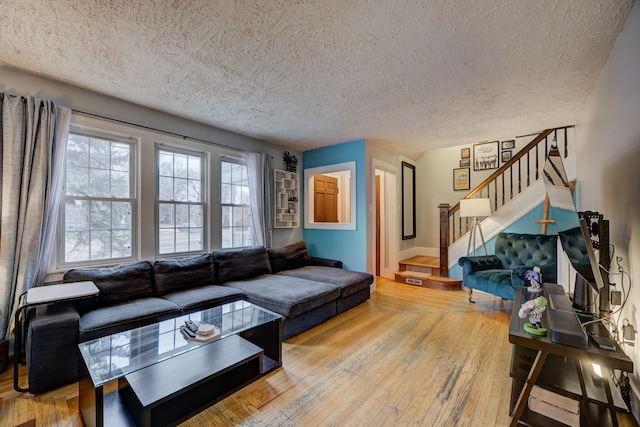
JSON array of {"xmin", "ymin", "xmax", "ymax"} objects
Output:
[
  {"xmin": 502, "ymin": 150, "xmax": 513, "ymax": 163},
  {"xmin": 401, "ymin": 162, "xmax": 416, "ymax": 240},
  {"xmin": 453, "ymin": 167, "xmax": 470, "ymax": 191},
  {"xmin": 473, "ymin": 141, "xmax": 499, "ymax": 171},
  {"xmin": 461, "ymin": 148, "xmax": 470, "ymax": 159},
  {"xmin": 459, "ymin": 158, "xmax": 470, "ymax": 167},
  {"xmin": 501, "ymin": 140, "xmax": 515, "ymax": 150}
]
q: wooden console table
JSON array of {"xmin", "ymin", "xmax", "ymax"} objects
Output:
[{"xmin": 509, "ymin": 286, "xmax": 633, "ymax": 427}]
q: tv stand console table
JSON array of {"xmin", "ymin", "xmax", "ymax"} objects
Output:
[{"xmin": 509, "ymin": 286, "xmax": 633, "ymax": 427}]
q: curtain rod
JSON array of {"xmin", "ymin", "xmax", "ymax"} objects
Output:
[{"xmin": 73, "ymin": 109, "xmax": 246, "ymax": 153}]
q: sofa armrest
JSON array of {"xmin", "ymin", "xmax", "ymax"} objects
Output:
[
  {"xmin": 26, "ymin": 302, "xmax": 80, "ymax": 393},
  {"xmin": 309, "ymin": 257, "xmax": 343, "ymax": 269},
  {"xmin": 458, "ymin": 255, "xmax": 503, "ymax": 276}
]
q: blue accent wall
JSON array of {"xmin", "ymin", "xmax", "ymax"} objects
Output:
[{"xmin": 303, "ymin": 140, "xmax": 367, "ymax": 271}]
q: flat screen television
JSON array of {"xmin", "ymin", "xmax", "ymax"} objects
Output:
[{"xmin": 542, "ymin": 147, "xmax": 606, "ymax": 304}]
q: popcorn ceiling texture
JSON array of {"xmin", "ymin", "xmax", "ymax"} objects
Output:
[{"xmin": 0, "ymin": 0, "xmax": 633, "ymax": 159}]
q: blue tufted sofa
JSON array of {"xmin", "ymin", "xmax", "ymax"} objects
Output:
[{"xmin": 458, "ymin": 232, "xmax": 558, "ymax": 302}]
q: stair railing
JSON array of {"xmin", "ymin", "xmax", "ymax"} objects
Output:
[{"xmin": 438, "ymin": 126, "xmax": 573, "ymax": 276}]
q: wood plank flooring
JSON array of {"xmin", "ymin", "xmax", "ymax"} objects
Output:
[{"xmin": 0, "ymin": 277, "xmax": 636, "ymax": 426}]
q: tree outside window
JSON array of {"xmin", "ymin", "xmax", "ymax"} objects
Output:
[
  {"xmin": 62, "ymin": 132, "xmax": 134, "ymax": 264},
  {"xmin": 221, "ymin": 161, "xmax": 253, "ymax": 248},
  {"xmin": 157, "ymin": 148, "xmax": 205, "ymax": 255}
]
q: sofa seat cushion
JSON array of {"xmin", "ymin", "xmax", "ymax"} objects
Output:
[
  {"xmin": 224, "ymin": 274, "xmax": 340, "ymax": 318},
  {"xmin": 78, "ymin": 297, "xmax": 181, "ymax": 342},
  {"xmin": 277, "ymin": 266, "xmax": 373, "ymax": 298},
  {"xmin": 153, "ymin": 253, "xmax": 215, "ymax": 296},
  {"xmin": 465, "ymin": 269, "xmax": 515, "ymax": 301},
  {"xmin": 161, "ymin": 285, "xmax": 245, "ymax": 313}
]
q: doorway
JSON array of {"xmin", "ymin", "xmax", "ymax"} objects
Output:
[{"xmin": 372, "ymin": 160, "xmax": 399, "ymax": 280}]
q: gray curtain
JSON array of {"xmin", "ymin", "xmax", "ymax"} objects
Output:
[
  {"xmin": 246, "ymin": 152, "xmax": 273, "ymax": 248},
  {"xmin": 0, "ymin": 93, "xmax": 70, "ymax": 338}
]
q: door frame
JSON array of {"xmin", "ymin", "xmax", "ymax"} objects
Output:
[{"xmin": 370, "ymin": 158, "xmax": 400, "ymax": 280}]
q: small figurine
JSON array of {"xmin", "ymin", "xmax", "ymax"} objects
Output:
[
  {"xmin": 524, "ymin": 266, "xmax": 543, "ymax": 293},
  {"xmin": 518, "ymin": 295, "xmax": 548, "ymax": 336}
]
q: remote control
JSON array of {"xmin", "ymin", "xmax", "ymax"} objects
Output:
[
  {"xmin": 185, "ymin": 320, "xmax": 199, "ymax": 333},
  {"xmin": 591, "ymin": 335, "xmax": 615, "ymax": 351},
  {"xmin": 181, "ymin": 326, "xmax": 196, "ymax": 338}
]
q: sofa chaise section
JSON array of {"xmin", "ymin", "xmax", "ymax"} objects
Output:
[
  {"xmin": 212, "ymin": 244, "xmax": 346, "ymax": 339},
  {"xmin": 268, "ymin": 241, "xmax": 373, "ymax": 315}
]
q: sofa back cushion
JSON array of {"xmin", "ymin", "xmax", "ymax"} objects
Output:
[
  {"xmin": 212, "ymin": 246, "xmax": 271, "ymax": 284},
  {"xmin": 63, "ymin": 261, "xmax": 154, "ymax": 312},
  {"xmin": 495, "ymin": 232, "xmax": 557, "ymax": 271},
  {"xmin": 153, "ymin": 253, "xmax": 215, "ymax": 296},
  {"xmin": 268, "ymin": 241, "xmax": 311, "ymax": 273}
]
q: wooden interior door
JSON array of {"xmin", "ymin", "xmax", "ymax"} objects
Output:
[{"xmin": 314, "ymin": 174, "xmax": 339, "ymax": 222}]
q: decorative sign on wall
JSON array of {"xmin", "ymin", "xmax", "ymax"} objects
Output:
[
  {"xmin": 453, "ymin": 167, "xmax": 470, "ymax": 191},
  {"xmin": 473, "ymin": 141, "xmax": 499, "ymax": 171}
]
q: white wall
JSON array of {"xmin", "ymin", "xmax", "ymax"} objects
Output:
[
  {"xmin": 417, "ymin": 135, "xmax": 538, "ymax": 249},
  {"xmin": 576, "ymin": 0, "xmax": 640, "ymax": 387},
  {"xmin": 0, "ymin": 65, "xmax": 304, "ymax": 250}
]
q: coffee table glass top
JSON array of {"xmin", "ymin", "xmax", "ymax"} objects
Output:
[{"xmin": 78, "ymin": 300, "xmax": 281, "ymax": 386}]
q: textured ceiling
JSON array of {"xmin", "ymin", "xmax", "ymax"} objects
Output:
[{"xmin": 0, "ymin": 0, "xmax": 634, "ymax": 159}]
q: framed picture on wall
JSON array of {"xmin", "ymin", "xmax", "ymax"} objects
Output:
[
  {"xmin": 501, "ymin": 140, "xmax": 515, "ymax": 150},
  {"xmin": 473, "ymin": 141, "xmax": 499, "ymax": 171},
  {"xmin": 459, "ymin": 158, "xmax": 470, "ymax": 167},
  {"xmin": 502, "ymin": 150, "xmax": 513, "ymax": 163},
  {"xmin": 461, "ymin": 148, "xmax": 470, "ymax": 159},
  {"xmin": 453, "ymin": 167, "xmax": 470, "ymax": 191}
]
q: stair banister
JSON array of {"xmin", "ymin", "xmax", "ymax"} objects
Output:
[{"xmin": 438, "ymin": 126, "xmax": 572, "ymax": 277}]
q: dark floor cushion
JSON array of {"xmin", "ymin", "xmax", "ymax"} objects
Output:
[
  {"xmin": 78, "ymin": 297, "xmax": 180, "ymax": 341},
  {"xmin": 161, "ymin": 285, "xmax": 245, "ymax": 313},
  {"xmin": 277, "ymin": 266, "xmax": 373, "ymax": 297},
  {"xmin": 224, "ymin": 274, "xmax": 340, "ymax": 318}
]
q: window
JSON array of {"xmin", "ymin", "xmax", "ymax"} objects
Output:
[
  {"xmin": 157, "ymin": 147, "xmax": 205, "ymax": 255},
  {"xmin": 61, "ymin": 131, "xmax": 135, "ymax": 264},
  {"xmin": 221, "ymin": 161, "xmax": 252, "ymax": 248}
]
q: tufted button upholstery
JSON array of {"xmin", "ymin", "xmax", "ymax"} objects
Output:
[{"xmin": 458, "ymin": 232, "xmax": 558, "ymax": 301}]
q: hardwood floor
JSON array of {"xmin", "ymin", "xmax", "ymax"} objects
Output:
[{"xmin": 0, "ymin": 278, "xmax": 636, "ymax": 426}]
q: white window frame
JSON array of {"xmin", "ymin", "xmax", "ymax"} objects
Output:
[
  {"xmin": 58, "ymin": 127, "xmax": 137, "ymax": 268},
  {"xmin": 220, "ymin": 159, "xmax": 253, "ymax": 249},
  {"xmin": 155, "ymin": 144, "xmax": 207, "ymax": 257}
]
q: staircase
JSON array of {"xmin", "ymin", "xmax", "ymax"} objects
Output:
[
  {"xmin": 394, "ymin": 256, "xmax": 462, "ymax": 290},
  {"xmin": 438, "ymin": 125, "xmax": 574, "ymax": 276},
  {"xmin": 395, "ymin": 125, "xmax": 574, "ymax": 290}
]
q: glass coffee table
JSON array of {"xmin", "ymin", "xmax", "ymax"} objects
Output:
[{"xmin": 78, "ymin": 300, "xmax": 282, "ymax": 427}]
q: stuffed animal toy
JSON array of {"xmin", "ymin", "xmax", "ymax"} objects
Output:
[
  {"xmin": 518, "ymin": 295, "xmax": 548, "ymax": 334},
  {"xmin": 524, "ymin": 266, "xmax": 543, "ymax": 293}
]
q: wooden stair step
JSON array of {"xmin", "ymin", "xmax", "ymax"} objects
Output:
[
  {"xmin": 394, "ymin": 271, "xmax": 462, "ymax": 291},
  {"xmin": 398, "ymin": 255, "xmax": 439, "ymax": 269}
]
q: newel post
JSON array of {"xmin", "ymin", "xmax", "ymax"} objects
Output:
[{"xmin": 438, "ymin": 203, "xmax": 450, "ymax": 277}]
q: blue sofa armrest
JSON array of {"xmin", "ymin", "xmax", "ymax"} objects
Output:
[
  {"xmin": 309, "ymin": 257, "xmax": 343, "ymax": 269},
  {"xmin": 458, "ymin": 255, "xmax": 503, "ymax": 276}
]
